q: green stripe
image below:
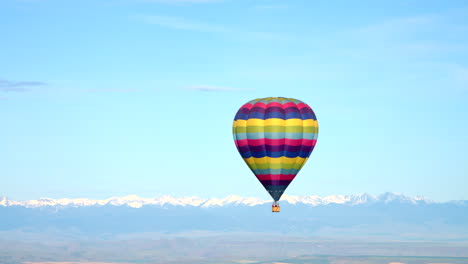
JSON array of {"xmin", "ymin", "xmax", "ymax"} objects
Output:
[
  {"xmin": 233, "ymin": 132, "xmax": 318, "ymax": 140},
  {"xmin": 252, "ymin": 168, "xmax": 300, "ymax": 175},
  {"xmin": 235, "ymin": 126, "xmax": 318, "ymax": 134},
  {"xmin": 249, "ymin": 97, "xmax": 302, "ymax": 104}
]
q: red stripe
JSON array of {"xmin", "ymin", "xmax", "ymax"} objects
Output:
[
  {"xmin": 242, "ymin": 103, "xmax": 254, "ymax": 110},
  {"xmin": 234, "ymin": 139, "xmax": 317, "ymax": 147},
  {"xmin": 253, "ymin": 102, "xmax": 284, "ymax": 108},
  {"xmin": 251, "ymin": 102, "xmax": 297, "ymax": 109},
  {"xmin": 256, "ymin": 174, "xmax": 297, "ymax": 181}
]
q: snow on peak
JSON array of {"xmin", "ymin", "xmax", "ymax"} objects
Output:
[
  {"xmin": 0, "ymin": 196, "xmax": 9, "ymax": 206},
  {"xmin": 376, "ymin": 192, "xmax": 432, "ymax": 204},
  {"xmin": 0, "ymin": 192, "xmax": 434, "ymax": 208},
  {"xmin": 201, "ymin": 195, "xmax": 266, "ymax": 207}
]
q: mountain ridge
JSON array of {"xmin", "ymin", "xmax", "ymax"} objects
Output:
[
  {"xmin": 1, "ymin": 192, "xmax": 467, "ymax": 239},
  {"xmin": 0, "ymin": 192, "xmax": 453, "ymax": 208}
]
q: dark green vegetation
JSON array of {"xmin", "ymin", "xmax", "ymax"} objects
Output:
[{"xmin": 0, "ymin": 232, "xmax": 467, "ymax": 264}]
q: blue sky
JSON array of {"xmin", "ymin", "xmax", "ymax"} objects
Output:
[{"xmin": 1, "ymin": 0, "xmax": 467, "ymax": 201}]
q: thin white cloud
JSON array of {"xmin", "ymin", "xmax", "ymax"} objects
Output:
[
  {"xmin": 138, "ymin": 15, "xmax": 227, "ymax": 32},
  {"xmin": 0, "ymin": 79, "xmax": 46, "ymax": 92},
  {"xmin": 454, "ymin": 66, "xmax": 468, "ymax": 89},
  {"xmin": 355, "ymin": 15, "xmax": 438, "ymax": 35},
  {"xmin": 136, "ymin": 0, "xmax": 220, "ymax": 2},
  {"xmin": 328, "ymin": 10, "xmax": 468, "ymax": 63},
  {"xmin": 186, "ymin": 85, "xmax": 245, "ymax": 92},
  {"xmin": 136, "ymin": 14, "xmax": 288, "ymax": 41},
  {"xmin": 86, "ymin": 88, "xmax": 138, "ymax": 93},
  {"xmin": 255, "ymin": 4, "xmax": 288, "ymax": 10},
  {"xmin": 154, "ymin": 0, "xmax": 220, "ymax": 2},
  {"xmin": 346, "ymin": 9, "xmax": 468, "ymax": 43},
  {"xmin": 20, "ymin": 0, "xmax": 221, "ymax": 3}
]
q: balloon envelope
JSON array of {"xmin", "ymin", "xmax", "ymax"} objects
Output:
[{"xmin": 233, "ymin": 97, "xmax": 318, "ymax": 201}]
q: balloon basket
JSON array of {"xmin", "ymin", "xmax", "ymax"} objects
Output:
[{"xmin": 272, "ymin": 203, "xmax": 280, "ymax": 213}]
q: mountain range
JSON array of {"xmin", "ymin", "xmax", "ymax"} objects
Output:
[
  {"xmin": 0, "ymin": 192, "xmax": 450, "ymax": 208},
  {"xmin": 1, "ymin": 192, "xmax": 467, "ymax": 241}
]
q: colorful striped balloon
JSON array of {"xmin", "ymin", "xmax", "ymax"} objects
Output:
[{"xmin": 233, "ymin": 97, "xmax": 318, "ymax": 202}]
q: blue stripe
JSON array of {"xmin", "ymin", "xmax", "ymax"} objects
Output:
[
  {"xmin": 234, "ymin": 111, "xmax": 316, "ymax": 120},
  {"xmin": 264, "ymin": 185, "xmax": 288, "ymax": 201},
  {"xmin": 237, "ymin": 144, "xmax": 314, "ymax": 154},
  {"xmin": 261, "ymin": 180, "xmax": 292, "ymax": 186},
  {"xmin": 240, "ymin": 150, "xmax": 311, "ymax": 159}
]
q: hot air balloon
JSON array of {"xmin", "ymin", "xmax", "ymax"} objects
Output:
[{"xmin": 233, "ymin": 97, "xmax": 318, "ymax": 212}]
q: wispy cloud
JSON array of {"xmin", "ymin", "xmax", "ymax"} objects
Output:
[
  {"xmin": 0, "ymin": 79, "xmax": 46, "ymax": 92},
  {"xmin": 86, "ymin": 88, "xmax": 138, "ymax": 93},
  {"xmin": 354, "ymin": 14, "xmax": 438, "ymax": 36},
  {"xmin": 136, "ymin": 14, "xmax": 288, "ymax": 41},
  {"xmin": 454, "ymin": 66, "xmax": 468, "ymax": 89},
  {"xmin": 328, "ymin": 10, "xmax": 468, "ymax": 63},
  {"xmin": 134, "ymin": 0, "xmax": 221, "ymax": 3},
  {"xmin": 186, "ymin": 85, "xmax": 245, "ymax": 92},
  {"xmin": 138, "ymin": 15, "xmax": 226, "ymax": 32},
  {"xmin": 255, "ymin": 4, "xmax": 288, "ymax": 10},
  {"xmin": 346, "ymin": 9, "xmax": 468, "ymax": 44}
]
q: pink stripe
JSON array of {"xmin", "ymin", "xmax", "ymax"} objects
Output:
[
  {"xmin": 242, "ymin": 103, "xmax": 254, "ymax": 110},
  {"xmin": 252, "ymin": 102, "xmax": 283, "ymax": 108},
  {"xmin": 234, "ymin": 139, "xmax": 317, "ymax": 147},
  {"xmin": 241, "ymin": 101, "xmax": 311, "ymax": 110},
  {"xmin": 281, "ymin": 102, "xmax": 297, "ymax": 108},
  {"xmin": 256, "ymin": 174, "xmax": 297, "ymax": 181},
  {"xmin": 252, "ymin": 102, "xmax": 297, "ymax": 109}
]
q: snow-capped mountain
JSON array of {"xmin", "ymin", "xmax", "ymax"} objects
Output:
[
  {"xmin": 1, "ymin": 192, "xmax": 467, "ymax": 239},
  {"xmin": 0, "ymin": 192, "xmax": 437, "ymax": 208}
]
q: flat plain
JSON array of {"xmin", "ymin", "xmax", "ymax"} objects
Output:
[{"xmin": 1, "ymin": 232, "xmax": 467, "ymax": 264}]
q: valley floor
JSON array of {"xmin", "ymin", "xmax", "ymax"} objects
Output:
[{"xmin": 1, "ymin": 232, "xmax": 468, "ymax": 264}]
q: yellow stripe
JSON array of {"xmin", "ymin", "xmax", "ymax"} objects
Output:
[
  {"xmin": 244, "ymin": 157, "xmax": 308, "ymax": 166},
  {"xmin": 244, "ymin": 157, "xmax": 309, "ymax": 170},
  {"xmin": 302, "ymin": 119, "xmax": 317, "ymax": 127},
  {"xmin": 233, "ymin": 118, "xmax": 317, "ymax": 128}
]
